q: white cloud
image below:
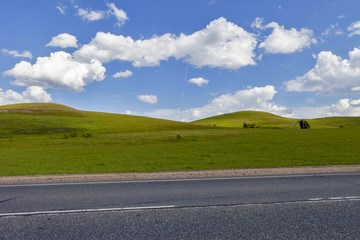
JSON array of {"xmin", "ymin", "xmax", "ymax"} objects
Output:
[
  {"xmin": 106, "ymin": 2, "xmax": 128, "ymax": 27},
  {"xmin": 74, "ymin": 3, "xmax": 128, "ymax": 27},
  {"xmin": 188, "ymin": 77, "xmax": 209, "ymax": 87},
  {"xmin": 348, "ymin": 21, "xmax": 360, "ymax": 37},
  {"xmin": 22, "ymin": 86, "xmax": 52, "ymax": 102},
  {"xmin": 208, "ymin": 0, "xmax": 217, "ymax": 5},
  {"xmin": 146, "ymin": 86, "xmax": 286, "ymax": 121},
  {"xmin": 4, "ymin": 51, "xmax": 106, "ymax": 92},
  {"xmin": 1, "ymin": 49, "xmax": 33, "ymax": 59},
  {"xmin": 137, "ymin": 95, "xmax": 158, "ymax": 104},
  {"xmin": 56, "ymin": 6, "xmax": 65, "ymax": 14},
  {"xmin": 322, "ymin": 23, "xmax": 343, "ymax": 36},
  {"xmin": 113, "ymin": 70, "xmax": 133, "ymax": 78},
  {"xmin": 77, "ymin": 8, "xmax": 105, "ymax": 21},
  {"xmin": 328, "ymin": 98, "xmax": 360, "ymax": 116},
  {"xmin": 254, "ymin": 18, "xmax": 317, "ymax": 54},
  {"xmin": 285, "ymin": 48, "xmax": 360, "ymax": 95},
  {"xmin": 74, "ymin": 17, "xmax": 257, "ymax": 69},
  {"xmin": 46, "ymin": 33, "xmax": 78, "ymax": 48},
  {"xmin": 0, "ymin": 86, "xmax": 51, "ymax": 105}
]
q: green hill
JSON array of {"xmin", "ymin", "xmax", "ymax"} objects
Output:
[
  {"xmin": 0, "ymin": 103, "xmax": 209, "ymax": 135},
  {"xmin": 192, "ymin": 110, "xmax": 360, "ymax": 129}
]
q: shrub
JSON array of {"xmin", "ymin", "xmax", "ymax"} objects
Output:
[
  {"xmin": 63, "ymin": 134, "xmax": 69, "ymax": 139},
  {"xmin": 82, "ymin": 133, "xmax": 92, "ymax": 138},
  {"xmin": 299, "ymin": 120, "xmax": 310, "ymax": 129},
  {"xmin": 70, "ymin": 132, "xmax": 78, "ymax": 137},
  {"xmin": 243, "ymin": 123, "xmax": 256, "ymax": 128}
]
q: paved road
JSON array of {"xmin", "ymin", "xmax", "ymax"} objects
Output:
[{"xmin": 1, "ymin": 173, "xmax": 360, "ymax": 239}]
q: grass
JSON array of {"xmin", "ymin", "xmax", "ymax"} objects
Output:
[
  {"xmin": 0, "ymin": 103, "xmax": 360, "ymax": 176},
  {"xmin": 193, "ymin": 110, "xmax": 360, "ymax": 129}
]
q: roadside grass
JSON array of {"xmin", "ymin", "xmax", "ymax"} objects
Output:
[
  {"xmin": 1, "ymin": 103, "xmax": 360, "ymax": 176},
  {"xmin": 1, "ymin": 128, "xmax": 359, "ymax": 176}
]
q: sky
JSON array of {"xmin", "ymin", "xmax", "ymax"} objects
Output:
[{"xmin": 1, "ymin": 0, "xmax": 360, "ymax": 121}]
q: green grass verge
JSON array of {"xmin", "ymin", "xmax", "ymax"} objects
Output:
[
  {"xmin": 0, "ymin": 103, "xmax": 359, "ymax": 176},
  {"xmin": 1, "ymin": 128, "xmax": 359, "ymax": 176}
]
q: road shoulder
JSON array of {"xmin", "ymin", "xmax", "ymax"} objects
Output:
[{"xmin": 1, "ymin": 165, "xmax": 360, "ymax": 184}]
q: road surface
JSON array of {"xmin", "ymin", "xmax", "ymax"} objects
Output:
[{"xmin": 1, "ymin": 173, "xmax": 360, "ymax": 239}]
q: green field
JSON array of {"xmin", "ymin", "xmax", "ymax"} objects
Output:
[{"xmin": 1, "ymin": 103, "xmax": 359, "ymax": 176}]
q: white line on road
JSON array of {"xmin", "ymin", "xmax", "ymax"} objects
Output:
[
  {"xmin": 2, "ymin": 196, "xmax": 360, "ymax": 218},
  {"xmin": 0, "ymin": 205, "xmax": 177, "ymax": 217}
]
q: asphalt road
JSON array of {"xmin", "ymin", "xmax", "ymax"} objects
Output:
[{"xmin": 1, "ymin": 173, "xmax": 360, "ymax": 239}]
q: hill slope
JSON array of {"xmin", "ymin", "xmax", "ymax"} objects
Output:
[
  {"xmin": 0, "ymin": 103, "xmax": 209, "ymax": 135},
  {"xmin": 192, "ymin": 111, "xmax": 360, "ymax": 129}
]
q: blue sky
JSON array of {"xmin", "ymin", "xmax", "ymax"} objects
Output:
[{"xmin": 1, "ymin": 0, "xmax": 360, "ymax": 121}]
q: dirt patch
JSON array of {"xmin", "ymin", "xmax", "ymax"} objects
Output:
[{"xmin": 1, "ymin": 165, "xmax": 360, "ymax": 185}]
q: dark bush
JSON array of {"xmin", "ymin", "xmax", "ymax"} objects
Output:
[
  {"xmin": 69, "ymin": 132, "xmax": 78, "ymax": 137},
  {"xmin": 299, "ymin": 120, "xmax": 310, "ymax": 129},
  {"xmin": 82, "ymin": 133, "xmax": 92, "ymax": 138},
  {"xmin": 243, "ymin": 123, "xmax": 248, "ymax": 128}
]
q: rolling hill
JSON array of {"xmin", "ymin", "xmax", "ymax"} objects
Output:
[
  {"xmin": 0, "ymin": 103, "xmax": 210, "ymax": 135},
  {"xmin": 192, "ymin": 110, "xmax": 360, "ymax": 129}
]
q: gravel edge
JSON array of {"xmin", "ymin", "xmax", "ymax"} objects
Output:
[{"xmin": 1, "ymin": 165, "xmax": 360, "ymax": 184}]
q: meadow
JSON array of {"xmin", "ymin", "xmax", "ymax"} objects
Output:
[{"xmin": 0, "ymin": 103, "xmax": 359, "ymax": 176}]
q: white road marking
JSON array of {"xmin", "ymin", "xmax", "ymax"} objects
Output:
[
  {"xmin": 0, "ymin": 205, "xmax": 177, "ymax": 217},
  {"xmin": 2, "ymin": 196, "xmax": 360, "ymax": 218},
  {"xmin": 1, "ymin": 172, "xmax": 359, "ymax": 188}
]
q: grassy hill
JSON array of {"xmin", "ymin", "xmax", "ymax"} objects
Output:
[
  {"xmin": 192, "ymin": 110, "xmax": 360, "ymax": 129},
  {"xmin": 0, "ymin": 103, "xmax": 210, "ymax": 135},
  {"xmin": 0, "ymin": 103, "xmax": 359, "ymax": 176}
]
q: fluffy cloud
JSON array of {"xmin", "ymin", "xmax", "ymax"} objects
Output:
[
  {"xmin": 146, "ymin": 86, "xmax": 286, "ymax": 121},
  {"xmin": 77, "ymin": 8, "xmax": 105, "ymax": 21},
  {"xmin": 328, "ymin": 98, "xmax": 360, "ymax": 116},
  {"xmin": 188, "ymin": 77, "xmax": 209, "ymax": 87},
  {"xmin": 75, "ymin": 3, "xmax": 128, "ymax": 27},
  {"xmin": 113, "ymin": 70, "xmax": 133, "ymax": 78},
  {"xmin": 1, "ymin": 49, "xmax": 33, "ymax": 59},
  {"xmin": 0, "ymin": 86, "xmax": 51, "ymax": 105},
  {"xmin": 285, "ymin": 48, "xmax": 360, "ymax": 95},
  {"xmin": 137, "ymin": 95, "xmax": 158, "ymax": 104},
  {"xmin": 74, "ymin": 17, "xmax": 257, "ymax": 69},
  {"xmin": 348, "ymin": 21, "xmax": 360, "ymax": 37},
  {"xmin": 4, "ymin": 51, "xmax": 106, "ymax": 92},
  {"xmin": 106, "ymin": 3, "xmax": 128, "ymax": 27},
  {"xmin": 254, "ymin": 18, "xmax": 317, "ymax": 54},
  {"xmin": 46, "ymin": 33, "xmax": 78, "ymax": 48}
]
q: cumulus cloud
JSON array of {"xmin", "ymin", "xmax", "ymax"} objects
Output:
[
  {"xmin": 4, "ymin": 51, "xmax": 106, "ymax": 92},
  {"xmin": 137, "ymin": 95, "xmax": 158, "ymax": 104},
  {"xmin": 188, "ymin": 77, "xmax": 209, "ymax": 87},
  {"xmin": 1, "ymin": 49, "xmax": 33, "ymax": 59},
  {"xmin": 106, "ymin": 2, "xmax": 128, "ymax": 27},
  {"xmin": 348, "ymin": 21, "xmax": 360, "ymax": 37},
  {"xmin": 77, "ymin": 8, "xmax": 105, "ymax": 21},
  {"xmin": 328, "ymin": 98, "xmax": 360, "ymax": 116},
  {"xmin": 254, "ymin": 18, "xmax": 317, "ymax": 54},
  {"xmin": 113, "ymin": 70, "xmax": 133, "ymax": 78},
  {"xmin": 74, "ymin": 17, "xmax": 257, "ymax": 69},
  {"xmin": 146, "ymin": 86, "xmax": 286, "ymax": 121},
  {"xmin": 0, "ymin": 86, "xmax": 51, "ymax": 105},
  {"xmin": 285, "ymin": 48, "xmax": 360, "ymax": 95},
  {"xmin": 46, "ymin": 33, "xmax": 78, "ymax": 48}
]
